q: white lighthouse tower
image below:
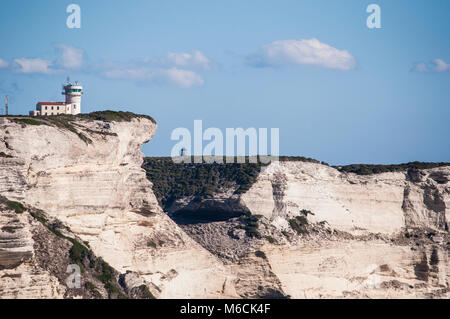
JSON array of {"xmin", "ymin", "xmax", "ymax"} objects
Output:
[{"xmin": 62, "ymin": 79, "xmax": 83, "ymax": 115}]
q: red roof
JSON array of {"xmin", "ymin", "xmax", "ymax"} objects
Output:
[{"xmin": 37, "ymin": 102, "xmax": 67, "ymax": 105}]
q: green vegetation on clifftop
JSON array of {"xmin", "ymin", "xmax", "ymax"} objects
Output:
[
  {"xmin": 143, "ymin": 157, "xmax": 265, "ymax": 209},
  {"xmin": 4, "ymin": 110, "xmax": 155, "ymax": 145},
  {"xmin": 335, "ymin": 162, "xmax": 450, "ymax": 175}
]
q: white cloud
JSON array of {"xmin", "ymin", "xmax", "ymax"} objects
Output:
[
  {"xmin": 247, "ymin": 38, "xmax": 356, "ymax": 70},
  {"xmin": 412, "ymin": 62, "xmax": 428, "ymax": 72},
  {"xmin": 56, "ymin": 44, "xmax": 84, "ymax": 69},
  {"xmin": 163, "ymin": 50, "xmax": 211, "ymax": 70},
  {"xmin": 160, "ymin": 68, "xmax": 204, "ymax": 87},
  {"xmin": 412, "ymin": 58, "xmax": 450, "ymax": 73},
  {"xmin": 7, "ymin": 45, "xmax": 83, "ymax": 75},
  {"xmin": 103, "ymin": 50, "xmax": 210, "ymax": 88},
  {"xmin": 7, "ymin": 47, "xmax": 208, "ymax": 88},
  {"xmin": 104, "ymin": 67, "xmax": 152, "ymax": 80},
  {"xmin": 431, "ymin": 58, "xmax": 450, "ymax": 72},
  {"xmin": 13, "ymin": 58, "xmax": 54, "ymax": 74},
  {"xmin": 104, "ymin": 66, "xmax": 204, "ymax": 88},
  {"xmin": 0, "ymin": 59, "xmax": 8, "ymax": 68}
]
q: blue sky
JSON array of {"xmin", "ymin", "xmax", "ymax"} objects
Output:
[{"xmin": 0, "ymin": 0, "xmax": 449, "ymax": 165}]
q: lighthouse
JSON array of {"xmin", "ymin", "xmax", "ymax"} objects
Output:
[
  {"xmin": 62, "ymin": 80, "xmax": 83, "ymax": 115},
  {"xmin": 29, "ymin": 79, "xmax": 84, "ymax": 116}
]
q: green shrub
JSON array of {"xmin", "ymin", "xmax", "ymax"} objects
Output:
[
  {"xmin": 103, "ymin": 281, "xmax": 127, "ymax": 299},
  {"xmin": 12, "ymin": 118, "xmax": 43, "ymax": 125},
  {"xmin": 430, "ymin": 247, "xmax": 439, "ymax": 266},
  {"xmin": 95, "ymin": 258, "xmax": 116, "ymax": 284},
  {"xmin": 255, "ymin": 250, "xmax": 267, "ymax": 259},
  {"xmin": 245, "ymin": 227, "xmax": 261, "ymax": 239},
  {"xmin": 7, "ymin": 200, "xmax": 25, "ymax": 214},
  {"xmin": 144, "ymin": 156, "xmax": 336, "ymax": 209},
  {"xmin": 69, "ymin": 240, "xmax": 90, "ymax": 265},
  {"xmin": 28, "ymin": 209, "xmax": 67, "ymax": 238},
  {"xmin": 78, "ymin": 110, "xmax": 156, "ymax": 124},
  {"xmin": 0, "ymin": 152, "xmax": 13, "ymax": 158},
  {"xmin": 240, "ymin": 214, "xmax": 262, "ymax": 239},
  {"xmin": 289, "ymin": 217, "xmax": 307, "ymax": 235},
  {"xmin": 278, "ymin": 156, "xmax": 320, "ymax": 163},
  {"xmin": 147, "ymin": 240, "xmax": 157, "ymax": 248},
  {"xmin": 93, "ymin": 258, "xmax": 127, "ymax": 298},
  {"xmin": 295, "ymin": 215, "xmax": 308, "ymax": 225},
  {"xmin": 137, "ymin": 284, "xmax": 156, "ymax": 299},
  {"xmin": 0, "ymin": 196, "xmax": 26, "ymax": 214},
  {"xmin": 300, "ymin": 209, "xmax": 313, "ymax": 216},
  {"xmin": 8, "ymin": 111, "xmax": 154, "ymax": 145},
  {"xmin": 335, "ymin": 162, "xmax": 450, "ymax": 175},
  {"xmin": 143, "ymin": 157, "xmax": 265, "ymax": 209},
  {"xmin": 25, "ymin": 202, "xmax": 127, "ymax": 299},
  {"xmin": 85, "ymin": 281, "xmax": 102, "ymax": 299}
]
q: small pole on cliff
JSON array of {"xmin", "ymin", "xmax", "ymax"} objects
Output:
[{"xmin": 5, "ymin": 95, "xmax": 8, "ymax": 116}]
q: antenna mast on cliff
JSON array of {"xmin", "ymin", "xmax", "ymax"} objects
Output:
[{"xmin": 5, "ymin": 95, "xmax": 8, "ymax": 116}]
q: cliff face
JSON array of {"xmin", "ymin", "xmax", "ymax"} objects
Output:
[
  {"xmin": 1, "ymin": 114, "xmax": 449, "ymax": 299},
  {"xmin": 242, "ymin": 162, "xmax": 449, "ymax": 298},
  {"xmin": 241, "ymin": 162, "xmax": 449, "ymax": 235},
  {"xmin": 0, "ymin": 115, "xmax": 236, "ymax": 298},
  {"xmin": 151, "ymin": 160, "xmax": 449, "ymax": 298},
  {"xmin": 0, "ymin": 206, "xmax": 66, "ymax": 298},
  {"xmin": 0, "ymin": 195, "xmax": 132, "ymax": 299}
]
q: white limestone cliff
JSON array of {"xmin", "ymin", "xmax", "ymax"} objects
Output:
[
  {"xmin": 241, "ymin": 162, "xmax": 449, "ymax": 298},
  {"xmin": 169, "ymin": 160, "xmax": 449, "ymax": 298},
  {"xmin": 1, "ymin": 114, "xmax": 448, "ymax": 299},
  {"xmin": 0, "ymin": 116, "xmax": 236, "ymax": 298},
  {"xmin": 241, "ymin": 161, "xmax": 449, "ymax": 235}
]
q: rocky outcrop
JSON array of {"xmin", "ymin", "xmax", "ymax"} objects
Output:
[
  {"xmin": 1, "ymin": 112, "xmax": 448, "ymax": 299},
  {"xmin": 262, "ymin": 238, "xmax": 449, "ymax": 299},
  {"xmin": 0, "ymin": 198, "xmax": 59, "ymax": 299},
  {"xmin": 159, "ymin": 161, "xmax": 449, "ymax": 298},
  {"xmin": 167, "ymin": 161, "xmax": 449, "ymax": 236},
  {"xmin": 0, "ymin": 197, "xmax": 127, "ymax": 299},
  {"xmin": 241, "ymin": 162, "xmax": 449, "ymax": 235},
  {"xmin": 0, "ymin": 114, "xmax": 237, "ymax": 299}
]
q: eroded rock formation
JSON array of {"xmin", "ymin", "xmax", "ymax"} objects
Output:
[
  {"xmin": 1, "ymin": 113, "xmax": 448, "ymax": 299},
  {"xmin": 0, "ymin": 114, "xmax": 236, "ymax": 298},
  {"xmin": 156, "ymin": 161, "xmax": 449, "ymax": 298}
]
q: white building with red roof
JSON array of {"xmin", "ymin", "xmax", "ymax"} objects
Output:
[{"xmin": 29, "ymin": 80, "xmax": 83, "ymax": 116}]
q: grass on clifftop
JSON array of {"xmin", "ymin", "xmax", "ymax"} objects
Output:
[
  {"xmin": 77, "ymin": 110, "xmax": 156, "ymax": 123},
  {"xmin": 6, "ymin": 110, "xmax": 155, "ymax": 145},
  {"xmin": 144, "ymin": 156, "xmax": 450, "ymax": 210},
  {"xmin": 143, "ymin": 156, "xmax": 324, "ymax": 210},
  {"xmin": 11, "ymin": 118, "xmax": 45, "ymax": 126},
  {"xmin": 334, "ymin": 162, "xmax": 450, "ymax": 175},
  {"xmin": 143, "ymin": 157, "xmax": 265, "ymax": 209},
  {"xmin": 3, "ymin": 110, "xmax": 155, "ymax": 124}
]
